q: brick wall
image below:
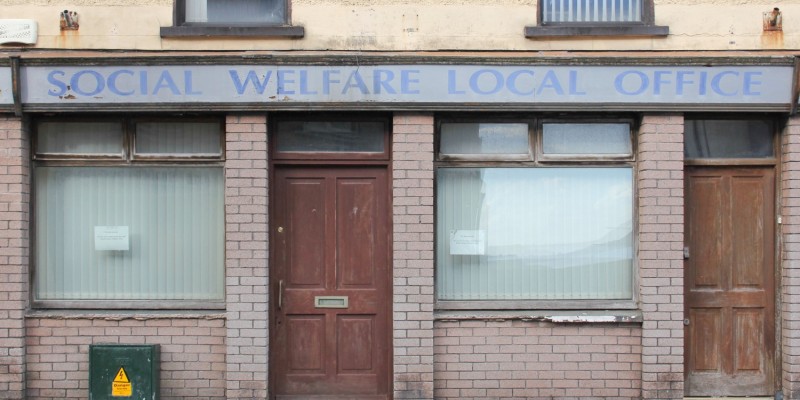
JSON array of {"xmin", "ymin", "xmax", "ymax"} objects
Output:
[
  {"xmin": 0, "ymin": 115, "xmax": 29, "ymax": 400},
  {"xmin": 783, "ymin": 115, "xmax": 800, "ymax": 399},
  {"xmin": 25, "ymin": 315, "xmax": 226, "ymax": 399},
  {"xmin": 433, "ymin": 321, "xmax": 642, "ymax": 399},
  {"xmin": 637, "ymin": 114, "xmax": 685, "ymax": 399},
  {"xmin": 224, "ymin": 114, "xmax": 269, "ymax": 399},
  {"xmin": 392, "ymin": 113, "xmax": 435, "ymax": 399}
]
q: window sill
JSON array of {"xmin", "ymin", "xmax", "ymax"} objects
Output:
[
  {"xmin": 435, "ymin": 309, "xmax": 643, "ymax": 324},
  {"xmin": 525, "ymin": 24, "xmax": 668, "ymax": 38},
  {"xmin": 25, "ymin": 309, "xmax": 226, "ymax": 320},
  {"xmin": 160, "ymin": 25, "xmax": 304, "ymax": 38}
]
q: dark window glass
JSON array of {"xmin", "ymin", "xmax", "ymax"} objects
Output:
[{"xmin": 685, "ymin": 119, "xmax": 774, "ymax": 159}]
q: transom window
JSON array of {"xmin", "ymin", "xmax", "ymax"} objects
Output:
[
  {"xmin": 32, "ymin": 117, "xmax": 225, "ymax": 309},
  {"xmin": 435, "ymin": 118, "xmax": 635, "ymax": 310}
]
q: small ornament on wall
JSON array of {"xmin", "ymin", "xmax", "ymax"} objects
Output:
[
  {"xmin": 763, "ymin": 7, "xmax": 782, "ymax": 31},
  {"xmin": 60, "ymin": 10, "xmax": 79, "ymax": 31}
]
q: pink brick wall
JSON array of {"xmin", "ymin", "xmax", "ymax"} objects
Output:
[
  {"xmin": 0, "ymin": 116, "xmax": 29, "ymax": 400},
  {"xmin": 224, "ymin": 114, "xmax": 269, "ymax": 399},
  {"xmin": 434, "ymin": 321, "xmax": 642, "ymax": 399},
  {"xmin": 392, "ymin": 113, "xmax": 435, "ymax": 399},
  {"xmin": 637, "ymin": 114, "xmax": 684, "ymax": 399},
  {"xmin": 783, "ymin": 115, "xmax": 800, "ymax": 398},
  {"xmin": 25, "ymin": 315, "xmax": 226, "ymax": 399}
]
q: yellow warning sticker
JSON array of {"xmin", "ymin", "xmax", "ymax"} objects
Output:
[{"xmin": 111, "ymin": 367, "xmax": 132, "ymax": 397}]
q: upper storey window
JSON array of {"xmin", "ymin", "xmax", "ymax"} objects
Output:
[
  {"xmin": 161, "ymin": 0, "xmax": 304, "ymax": 38},
  {"xmin": 525, "ymin": 0, "xmax": 668, "ymax": 38},
  {"xmin": 185, "ymin": 0, "xmax": 285, "ymax": 25}
]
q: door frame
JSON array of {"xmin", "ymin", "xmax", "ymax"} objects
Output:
[
  {"xmin": 682, "ymin": 115, "xmax": 783, "ymax": 396},
  {"xmin": 267, "ymin": 113, "xmax": 394, "ymax": 400}
]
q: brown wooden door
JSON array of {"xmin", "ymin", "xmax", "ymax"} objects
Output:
[
  {"xmin": 684, "ymin": 166, "xmax": 776, "ymax": 396},
  {"xmin": 271, "ymin": 166, "xmax": 391, "ymax": 400}
]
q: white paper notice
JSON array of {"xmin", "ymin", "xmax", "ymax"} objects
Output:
[
  {"xmin": 94, "ymin": 226, "xmax": 130, "ymax": 251},
  {"xmin": 449, "ymin": 230, "xmax": 486, "ymax": 255}
]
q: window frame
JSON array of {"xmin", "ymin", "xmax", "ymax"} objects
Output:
[
  {"xmin": 160, "ymin": 0, "xmax": 304, "ymax": 38},
  {"xmin": 434, "ymin": 114, "xmax": 638, "ymax": 311},
  {"xmin": 525, "ymin": 0, "xmax": 668, "ymax": 38},
  {"xmin": 31, "ymin": 115, "xmax": 226, "ymax": 310}
]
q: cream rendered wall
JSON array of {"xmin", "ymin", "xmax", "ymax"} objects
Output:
[{"xmin": 0, "ymin": 0, "xmax": 798, "ymax": 51}]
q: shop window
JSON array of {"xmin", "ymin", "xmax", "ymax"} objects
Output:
[
  {"xmin": 161, "ymin": 0, "xmax": 304, "ymax": 38},
  {"xmin": 525, "ymin": 0, "xmax": 668, "ymax": 38},
  {"xmin": 32, "ymin": 118, "xmax": 225, "ymax": 309},
  {"xmin": 435, "ymin": 118, "xmax": 635, "ymax": 310}
]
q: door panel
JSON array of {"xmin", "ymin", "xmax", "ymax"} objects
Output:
[
  {"xmin": 684, "ymin": 167, "xmax": 775, "ymax": 396},
  {"xmin": 272, "ymin": 167, "xmax": 390, "ymax": 400}
]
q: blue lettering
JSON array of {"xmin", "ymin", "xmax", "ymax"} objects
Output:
[
  {"xmin": 71, "ymin": 70, "xmax": 105, "ymax": 97},
  {"xmin": 184, "ymin": 71, "xmax": 202, "ymax": 95},
  {"xmin": 47, "ymin": 70, "xmax": 68, "ymax": 97},
  {"xmin": 229, "ymin": 70, "xmax": 272, "ymax": 95},
  {"xmin": 401, "ymin": 70, "xmax": 420, "ymax": 94},
  {"xmin": 711, "ymin": 71, "xmax": 738, "ymax": 96},
  {"xmin": 536, "ymin": 70, "xmax": 564, "ymax": 96},
  {"xmin": 615, "ymin": 71, "xmax": 649, "ymax": 96},
  {"xmin": 699, "ymin": 72, "xmax": 708, "ymax": 95},
  {"xmin": 447, "ymin": 70, "xmax": 465, "ymax": 95},
  {"xmin": 342, "ymin": 70, "xmax": 369, "ymax": 95},
  {"xmin": 507, "ymin": 70, "xmax": 535, "ymax": 96},
  {"xmin": 152, "ymin": 71, "xmax": 180, "ymax": 95},
  {"xmin": 568, "ymin": 70, "xmax": 586, "ymax": 95},
  {"xmin": 373, "ymin": 70, "xmax": 397, "ymax": 94},
  {"xmin": 653, "ymin": 70, "xmax": 671, "ymax": 95},
  {"xmin": 469, "ymin": 69, "xmax": 504, "ymax": 95},
  {"xmin": 675, "ymin": 71, "xmax": 694, "ymax": 95},
  {"xmin": 277, "ymin": 70, "xmax": 296, "ymax": 95},
  {"xmin": 323, "ymin": 70, "xmax": 340, "ymax": 95},
  {"xmin": 107, "ymin": 70, "xmax": 134, "ymax": 96},
  {"xmin": 299, "ymin": 70, "xmax": 317, "ymax": 95},
  {"xmin": 743, "ymin": 71, "xmax": 762, "ymax": 95}
]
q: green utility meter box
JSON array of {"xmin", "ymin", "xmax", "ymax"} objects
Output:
[{"xmin": 89, "ymin": 344, "xmax": 160, "ymax": 400}]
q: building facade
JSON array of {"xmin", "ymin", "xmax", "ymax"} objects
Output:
[{"xmin": 1, "ymin": 0, "xmax": 800, "ymax": 399}]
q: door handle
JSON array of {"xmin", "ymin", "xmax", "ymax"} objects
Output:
[{"xmin": 277, "ymin": 279, "xmax": 284, "ymax": 310}]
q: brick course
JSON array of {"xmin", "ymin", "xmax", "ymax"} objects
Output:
[
  {"xmin": 638, "ymin": 114, "xmax": 685, "ymax": 399},
  {"xmin": 783, "ymin": 115, "xmax": 800, "ymax": 399},
  {"xmin": 0, "ymin": 116, "xmax": 28, "ymax": 400},
  {"xmin": 392, "ymin": 113, "xmax": 435, "ymax": 399},
  {"xmin": 433, "ymin": 321, "xmax": 642, "ymax": 399},
  {"xmin": 224, "ymin": 114, "xmax": 269, "ymax": 399},
  {"xmin": 25, "ymin": 315, "xmax": 226, "ymax": 399}
]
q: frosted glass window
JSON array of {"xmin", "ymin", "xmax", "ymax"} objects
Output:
[
  {"xmin": 543, "ymin": 123, "xmax": 631, "ymax": 155},
  {"xmin": 276, "ymin": 121, "xmax": 385, "ymax": 153},
  {"xmin": 440, "ymin": 123, "xmax": 530, "ymax": 155},
  {"xmin": 685, "ymin": 119, "xmax": 773, "ymax": 159},
  {"xmin": 37, "ymin": 122, "xmax": 123, "ymax": 155},
  {"xmin": 136, "ymin": 122, "xmax": 222, "ymax": 155},
  {"xmin": 542, "ymin": 0, "xmax": 643, "ymax": 23},
  {"xmin": 185, "ymin": 0, "xmax": 286, "ymax": 24},
  {"xmin": 34, "ymin": 167, "xmax": 224, "ymax": 301},
  {"xmin": 436, "ymin": 167, "xmax": 633, "ymax": 300}
]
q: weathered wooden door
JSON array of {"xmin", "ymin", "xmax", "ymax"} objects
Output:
[
  {"xmin": 684, "ymin": 166, "xmax": 776, "ymax": 396},
  {"xmin": 271, "ymin": 166, "xmax": 390, "ymax": 400}
]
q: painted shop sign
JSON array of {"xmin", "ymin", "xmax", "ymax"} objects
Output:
[{"xmin": 4, "ymin": 64, "xmax": 796, "ymax": 107}]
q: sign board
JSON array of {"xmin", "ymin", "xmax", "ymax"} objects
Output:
[
  {"xmin": 111, "ymin": 367, "xmax": 132, "ymax": 397},
  {"xmin": 94, "ymin": 226, "xmax": 130, "ymax": 251},
  {"xmin": 0, "ymin": 67, "xmax": 11, "ymax": 105},
  {"xmin": 450, "ymin": 230, "xmax": 486, "ymax": 255},
  {"xmin": 19, "ymin": 64, "xmax": 795, "ymax": 109}
]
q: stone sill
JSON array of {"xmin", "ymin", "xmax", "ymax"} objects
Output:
[
  {"xmin": 435, "ymin": 309, "xmax": 643, "ymax": 323},
  {"xmin": 25, "ymin": 310, "xmax": 226, "ymax": 320},
  {"xmin": 161, "ymin": 25, "xmax": 305, "ymax": 38},
  {"xmin": 525, "ymin": 24, "xmax": 669, "ymax": 38}
]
